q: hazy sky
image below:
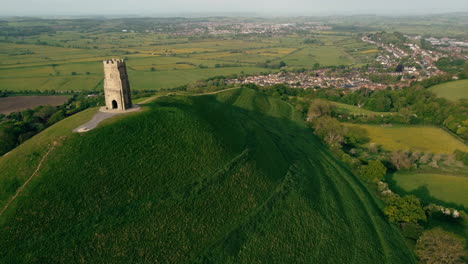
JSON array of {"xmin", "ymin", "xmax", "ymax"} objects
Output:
[{"xmin": 2, "ymin": 0, "xmax": 468, "ymax": 16}]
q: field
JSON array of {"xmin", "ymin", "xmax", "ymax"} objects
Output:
[
  {"xmin": 330, "ymin": 101, "xmax": 392, "ymax": 115},
  {"xmin": 344, "ymin": 124, "xmax": 468, "ymax": 154},
  {"xmin": 429, "ymin": 79, "xmax": 468, "ymax": 101},
  {"xmin": 0, "ymin": 88, "xmax": 414, "ymax": 263},
  {"xmin": 0, "ymin": 32, "xmax": 376, "ymax": 92},
  {"xmin": 391, "ymin": 172, "xmax": 468, "ymax": 209},
  {"xmin": 0, "ymin": 95, "xmax": 69, "ymax": 114}
]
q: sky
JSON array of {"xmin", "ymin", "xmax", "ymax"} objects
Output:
[{"xmin": 1, "ymin": 0, "xmax": 468, "ymax": 16}]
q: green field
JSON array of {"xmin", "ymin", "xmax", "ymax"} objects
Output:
[
  {"xmin": 429, "ymin": 79, "xmax": 468, "ymax": 101},
  {"xmin": 0, "ymin": 88, "xmax": 414, "ymax": 263},
  {"xmin": 0, "ymin": 33, "xmax": 375, "ymax": 92},
  {"xmin": 391, "ymin": 172, "xmax": 468, "ymax": 208},
  {"xmin": 331, "ymin": 101, "xmax": 392, "ymax": 115},
  {"xmin": 344, "ymin": 124, "xmax": 468, "ymax": 154}
]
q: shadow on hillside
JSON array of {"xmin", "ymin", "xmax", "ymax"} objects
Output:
[
  {"xmin": 151, "ymin": 89, "xmax": 388, "ymax": 215},
  {"xmin": 387, "ymin": 174, "xmax": 467, "ymax": 211}
]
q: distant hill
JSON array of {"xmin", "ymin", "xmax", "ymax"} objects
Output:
[{"xmin": 0, "ymin": 88, "xmax": 415, "ymax": 263}]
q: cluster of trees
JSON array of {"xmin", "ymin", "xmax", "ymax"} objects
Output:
[
  {"xmin": 185, "ymin": 76, "xmax": 228, "ymax": 93},
  {"xmin": 383, "ymin": 195, "xmax": 427, "ymax": 224},
  {"xmin": 369, "ymin": 31, "xmax": 408, "ymax": 50},
  {"xmin": 315, "ymin": 85, "xmax": 468, "ymax": 141},
  {"xmin": 415, "ymin": 228, "xmax": 466, "ymax": 264},
  {"xmin": 302, "ymin": 97, "xmax": 466, "ymax": 173},
  {"xmin": 0, "ymin": 95, "xmax": 103, "ymax": 156},
  {"xmin": 255, "ymin": 60, "xmax": 287, "ymax": 69},
  {"xmin": 303, "ymin": 38, "xmax": 323, "ymax": 45},
  {"xmin": 436, "ymin": 57, "xmax": 468, "ymax": 77},
  {"xmin": 0, "ymin": 89, "xmax": 69, "ymax": 97},
  {"xmin": 369, "ymin": 73, "xmax": 401, "ymax": 84},
  {"xmin": 419, "ymin": 73, "xmax": 455, "ymax": 88},
  {"xmin": 382, "ymin": 192, "xmax": 467, "ymax": 264}
]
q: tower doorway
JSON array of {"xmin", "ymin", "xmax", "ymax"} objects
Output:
[{"xmin": 112, "ymin": 100, "xmax": 118, "ymax": 109}]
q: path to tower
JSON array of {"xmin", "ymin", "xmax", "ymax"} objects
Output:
[
  {"xmin": 73, "ymin": 87, "xmax": 240, "ymax": 133},
  {"xmin": 73, "ymin": 106, "xmax": 140, "ymax": 133}
]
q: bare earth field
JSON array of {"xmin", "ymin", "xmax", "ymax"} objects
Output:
[{"xmin": 0, "ymin": 96, "xmax": 69, "ymax": 114}]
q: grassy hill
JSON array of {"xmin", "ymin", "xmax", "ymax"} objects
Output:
[
  {"xmin": 429, "ymin": 79, "xmax": 468, "ymax": 101},
  {"xmin": 0, "ymin": 88, "xmax": 415, "ymax": 263}
]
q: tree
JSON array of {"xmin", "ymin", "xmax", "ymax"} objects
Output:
[
  {"xmin": 306, "ymin": 99, "xmax": 335, "ymax": 121},
  {"xmin": 0, "ymin": 127, "xmax": 17, "ymax": 156},
  {"xmin": 33, "ymin": 106, "xmax": 57, "ymax": 122},
  {"xmin": 366, "ymin": 92, "xmax": 392, "ymax": 112},
  {"xmin": 415, "ymin": 228, "xmax": 465, "ymax": 264},
  {"xmin": 279, "ymin": 61, "xmax": 287, "ymax": 68},
  {"xmin": 344, "ymin": 126, "xmax": 369, "ymax": 147},
  {"xmin": 384, "ymin": 195, "xmax": 426, "ymax": 224},
  {"xmin": 390, "ymin": 151, "xmax": 413, "ymax": 170},
  {"xmin": 46, "ymin": 110, "xmax": 66, "ymax": 126},
  {"xmin": 396, "ymin": 64, "xmax": 404, "ymax": 72},
  {"xmin": 312, "ymin": 116, "xmax": 345, "ymax": 148},
  {"xmin": 359, "ymin": 160, "xmax": 386, "ymax": 182}
]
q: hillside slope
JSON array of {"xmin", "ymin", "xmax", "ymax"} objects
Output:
[{"xmin": 0, "ymin": 88, "xmax": 415, "ymax": 263}]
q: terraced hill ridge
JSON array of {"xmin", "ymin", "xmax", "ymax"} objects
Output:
[{"xmin": 0, "ymin": 88, "xmax": 415, "ymax": 263}]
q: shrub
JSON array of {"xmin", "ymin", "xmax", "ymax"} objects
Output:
[
  {"xmin": 415, "ymin": 228, "xmax": 465, "ymax": 264},
  {"xmin": 359, "ymin": 160, "xmax": 386, "ymax": 182},
  {"xmin": 384, "ymin": 195, "xmax": 426, "ymax": 224}
]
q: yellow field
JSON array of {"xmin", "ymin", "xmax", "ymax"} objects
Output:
[
  {"xmin": 359, "ymin": 49, "xmax": 379, "ymax": 54},
  {"xmin": 245, "ymin": 48, "xmax": 297, "ymax": 55},
  {"xmin": 345, "ymin": 124, "xmax": 468, "ymax": 154}
]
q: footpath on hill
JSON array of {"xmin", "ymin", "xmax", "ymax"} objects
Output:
[{"xmin": 0, "ymin": 138, "xmax": 63, "ymax": 217}]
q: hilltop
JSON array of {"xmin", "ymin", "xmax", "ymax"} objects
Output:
[{"xmin": 0, "ymin": 88, "xmax": 415, "ymax": 263}]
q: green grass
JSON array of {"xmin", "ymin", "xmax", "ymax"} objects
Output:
[
  {"xmin": 391, "ymin": 172, "xmax": 468, "ymax": 209},
  {"xmin": 345, "ymin": 124, "xmax": 468, "ymax": 154},
  {"xmin": 331, "ymin": 101, "xmax": 392, "ymax": 115},
  {"xmin": 429, "ymin": 79, "xmax": 468, "ymax": 101},
  {"xmin": 0, "ymin": 34, "xmax": 374, "ymax": 92},
  {"xmin": 0, "ymin": 108, "xmax": 99, "ymax": 211},
  {"xmin": 0, "ymin": 88, "xmax": 414, "ymax": 263},
  {"xmin": 282, "ymin": 46, "xmax": 354, "ymax": 67}
]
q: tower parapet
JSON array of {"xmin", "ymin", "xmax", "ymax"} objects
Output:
[{"xmin": 103, "ymin": 58, "xmax": 132, "ymax": 111}]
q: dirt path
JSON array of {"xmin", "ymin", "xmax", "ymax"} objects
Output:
[
  {"xmin": 0, "ymin": 139, "xmax": 61, "ymax": 217},
  {"xmin": 73, "ymin": 106, "xmax": 141, "ymax": 133},
  {"xmin": 72, "ymin": 111, "xmax": 119, "ymax": 133}
]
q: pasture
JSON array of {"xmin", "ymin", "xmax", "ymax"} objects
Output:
[
  {"xmin": 391, "ymin": 172, "xmax": 468, "ymax": 208},
  {"xmin": 344, "ymin": 124, "xmax": 468, "ymax": 154},
  {"xmin": 0, "ymin": 95, "xmax": 69, "ymax": 114},
  {"xmin": 0, "ymin": 88, "xmax": 414, "ymax": 263},
  {"xmin": 0, "ymin": 32, "xmax": 375, "ymax": 92},
  {"xmin": 331, "ymin": 101, "xmax": 392, "ymax": 115},
  {"xmin": 429, "ymin": 79, "xmax": 468, "ymax": 101}
]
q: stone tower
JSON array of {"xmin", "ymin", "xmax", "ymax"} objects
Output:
[{"xmin": 103, "ymin": 59, "xmax": 132, "ymax": 111}]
